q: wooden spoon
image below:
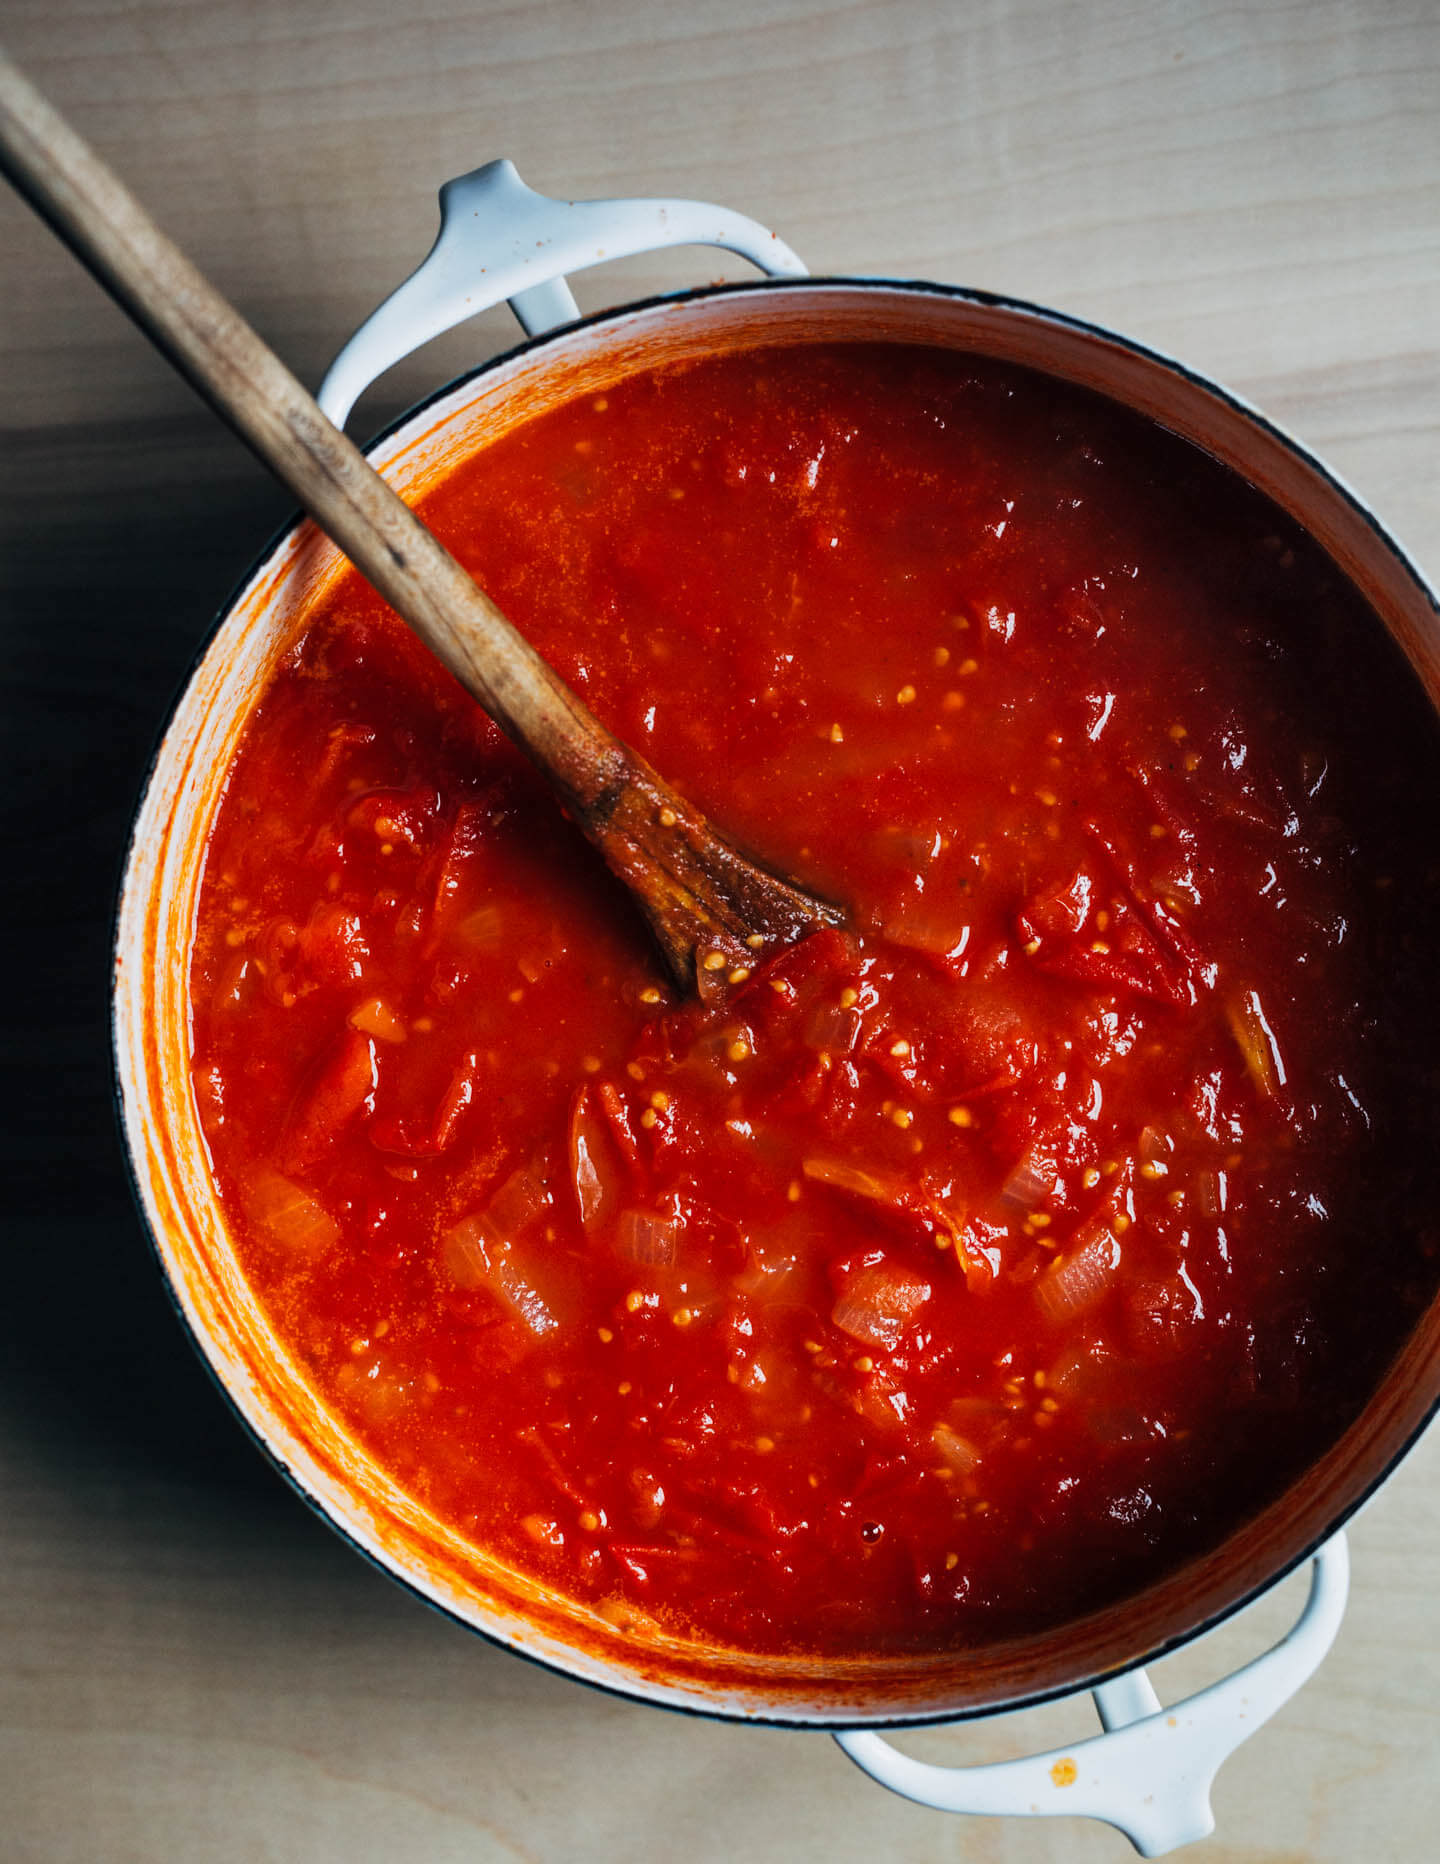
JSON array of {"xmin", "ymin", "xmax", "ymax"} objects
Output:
[{"xmin": 0, "ymin": 52, "xmax": 842, "ymax": 995}]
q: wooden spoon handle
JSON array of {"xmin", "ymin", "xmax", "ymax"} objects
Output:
[{"xmin": 0, "ymin": 51, "xmax": 840, "ymax": 988}]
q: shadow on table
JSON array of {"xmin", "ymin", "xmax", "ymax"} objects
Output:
[{"xmin": 0, "ymin": 418, "xmax": 308, "ymax": 1498}]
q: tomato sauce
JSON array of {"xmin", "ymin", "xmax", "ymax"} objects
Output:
[{"xmin": 190, "ymin": 344, "xmax": 1440, "ymax": 1656}]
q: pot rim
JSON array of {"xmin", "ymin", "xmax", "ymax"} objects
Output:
[{"xmin": 112, "ymin": 270, "xmax": 1440, "ymax": 1730}]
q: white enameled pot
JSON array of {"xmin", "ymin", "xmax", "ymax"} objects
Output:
[{"xmin": 113, "ymin": 163, "xmax": 1440, "ymax": 1857}]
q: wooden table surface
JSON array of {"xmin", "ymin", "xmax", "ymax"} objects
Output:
[{"xmin": 3, "ymin": 3, "xmax": 1437, "ymax": 1858}]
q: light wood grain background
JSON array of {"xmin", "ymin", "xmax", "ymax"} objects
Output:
[{"xmin": 2, "ymin": 2, "xmax": 1438, "ymax": 1859}]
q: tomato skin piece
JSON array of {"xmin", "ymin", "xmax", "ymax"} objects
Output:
[
  {"xmin": 281, "ymin": 1028, "xmax": 378, "ymax": 1173},
  {"xmin": 1029, "ymin": 938, "xmax": 1192, "ymax": 1008},
  {"xmin": 595, "ymin": 1081, "xmax": 643, "ymax": 1170},
  {"xmin": 426, "ymin": 799, "xmax": 492, "ymax": 933},
  {"xmin": 370, "ymin": 1048, "xmax": 482, "ymax": 1157},
  {"xmin": 569, "ymin": 1085, "xmax": 630, "ymax": 1231},
  {"xmin": 734, "ymin": 927, "xmax": 858, "ymax": 1029},
  {"xmin": 1018, "ymin": 851, "xmax": 1205, "ymax": 1010}
]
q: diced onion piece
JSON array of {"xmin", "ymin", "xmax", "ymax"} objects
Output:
[
  {"xmin": 832, "ymin": 1260, "xmax": 932, "ymax": 1352},
  {"xmin": 487, "ymin": 1164, "xmax": 551, "ymax": 1239},
  {"xmin": 246, "ymin": 1171, "xmax": 340, "ymax": 1256},
  {"xmin": 1138, "ymin": 1124, "xmax": 1172, "ymax": 1161},
  {"xmin": 1002, "ymin": 1148, "xmax": 1054, "ymax": 1210},
  {"xmin": 615, "ymin": 1208, "xmax": 680, "ymax": 1267},
  {"xmin": 931, "ymin": 1422, "xmax": 982, "ymax": 1475},
  {"xmin": 1045, "ymin": 1337, "xmax": 1115, "ymax": 1398},
  {"xmin": 347, "ymin": 995, "xmax": 406, "ymax": 1043},
  {"xmin": 442, "ymin": 1218, "xmax": 491, "ymax": 1290},
  {"xmin": 1036, "ymin": 1229, "xmax": 1121, "ymax": 1323},
  {"xmin": 1226, "ymin": 988, "xmax": 1287, "ymax": 1099},
  {"xmin": 805, "ymin": 1002, "xmax": 864, "ymax": 1054},
  {"xmin": 885, "ymin": 905, "xmax": 970, "ymax": 963},
  {"xmin": 441, "ymin": 1214, "xmax": 557, "ymax": 1336},
  {"xmin": 805, "ymin": 1157, "xmax": 948, "ymax": 1246},
  {"xmin": 803, "ymin": 1156, "xmax": 902, "ymax": 1205},
  {"xmin": 458, "ymin": 903, "xmax": 505, "ymax": 952}
]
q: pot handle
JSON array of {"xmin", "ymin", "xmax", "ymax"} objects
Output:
[
  {"xmin": 834, "ymin": 1533, "xmax": 1349, "ymax": 1858},
  {"xmin": 317, "ymin": 159, "xmax": 807, "ymax": 429}
]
